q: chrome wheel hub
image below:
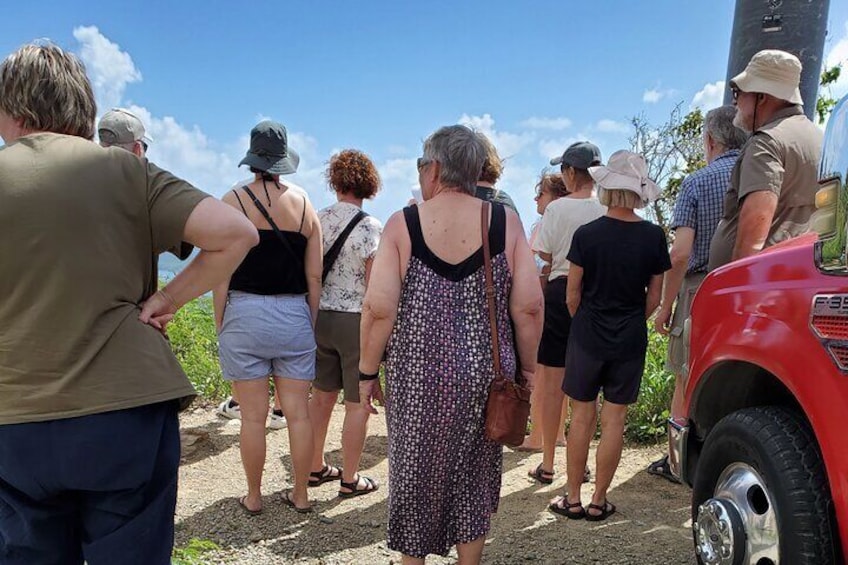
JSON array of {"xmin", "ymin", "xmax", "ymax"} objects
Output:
[{"xmin": 694, "ymin": 463, "xmax": 780, "ymax": 565}]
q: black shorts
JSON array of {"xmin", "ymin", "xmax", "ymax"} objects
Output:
[
  {"xmin": 537, "ymin": 277, "xmax": 571, "ymax": 368},
  {"xmin": 563, "ymin": 337, "xmax": 645, "ymax": 405}
]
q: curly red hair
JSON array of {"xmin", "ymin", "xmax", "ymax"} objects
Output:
[{"xmin": 326, "ymin": 149, "xmax": 381, "ymax": 199}]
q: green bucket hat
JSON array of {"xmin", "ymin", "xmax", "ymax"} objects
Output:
[{"xmin": 239, "ymin": 120, "xmax": 299, "ymax": 175}]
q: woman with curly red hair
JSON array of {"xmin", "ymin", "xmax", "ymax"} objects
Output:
[{"xmin": 308, "ymin": 149, "xmax": 383, "ymax": 497}]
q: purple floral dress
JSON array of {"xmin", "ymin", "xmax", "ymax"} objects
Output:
[{"xmin": 384, "ymin": 204, "xmax": 517, "ymax": 558}]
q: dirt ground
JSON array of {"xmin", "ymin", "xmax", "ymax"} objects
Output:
[{"xmin": 176, "ymin": 403, "xmax": 697, "ymax": 564}]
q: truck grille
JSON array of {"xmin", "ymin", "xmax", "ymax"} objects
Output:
[
  {"xmin": 827, "ymin": 344, "xmax": 848, "ymax": 371},
  {"xmin": 811, "ymin": 315, "xmax": 848, "ymax": 340}
]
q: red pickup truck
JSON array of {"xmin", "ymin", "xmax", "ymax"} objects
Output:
[{"xmin": 669, "ymin": 94, "xmax": 848, "ymax": 565}]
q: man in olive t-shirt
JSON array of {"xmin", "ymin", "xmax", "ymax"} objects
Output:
[
  {"xmin": 0, "ymin": 43, "xmax": 258, "ymax": 565},
  {"xmin": 708, "ymin": 49, "xmax": 823, "ymax": 270}
]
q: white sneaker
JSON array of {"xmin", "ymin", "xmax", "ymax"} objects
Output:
[
  {"xmin": 216, "ymin": 397, "xmax": 241, "ymax": 420},
  {"xmin": 268, "ymin": 411, "xmax": 288, "ymax": 430}
]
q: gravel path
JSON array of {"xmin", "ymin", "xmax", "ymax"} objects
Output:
[{"xmin": 176, "ymin": 404, "xmax": 696, "ymax": 564}]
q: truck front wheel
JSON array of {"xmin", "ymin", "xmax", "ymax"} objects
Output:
[{"xmin": 691, "ymin": 406, "xmax": 836, "ymax": 565}]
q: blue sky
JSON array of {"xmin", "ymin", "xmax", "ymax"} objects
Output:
[{"xmin": 2, "ymin": 0, "xmax": 847, "ymax": 227}]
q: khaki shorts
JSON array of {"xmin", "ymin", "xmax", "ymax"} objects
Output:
[
  {"xmin": 666, "ymin": 273, "xmax": 706, "ymax": 375},
  {"xmin": 314, "ymin": 310, "xmax": 362, "ymax": 402}
]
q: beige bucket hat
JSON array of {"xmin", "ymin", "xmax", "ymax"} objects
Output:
[
  {"xmin": 730, "ymin": 49, "xmax": 803, "ymax": 105},
  {"xmin": 588, "ymin": 150, "xmax": 660, "ymax": 205}
]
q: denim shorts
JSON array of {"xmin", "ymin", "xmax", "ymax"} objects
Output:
[{"xmin": 218, "ymin": 291, "xmax": 316, "ymax": 381}]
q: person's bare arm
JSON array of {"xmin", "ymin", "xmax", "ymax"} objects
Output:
[
  {"xmin": 212, "ymin": 280, "xmax": 229, "ymax": 332},
  {"xmin": 566, "ymin": 263, "xmax": 583, "ymax": 317},
  {"xmin": 505, "ymin": 209, "xmax": 544, "ymax": 390},
  {"xmin": 364, "ymin": 257, "xmax": 374, "ymax": 287},
  {"xmin": 302, "ymin": 199, "xmax": 323, "ymax": 327},
  {"xmin": 140, "ymin": 198, "xmax": 258, "ymax": 327},
  {"xmin": 655, "ymin": 227, "xmax": 694, "ymax": 335},
  {"xmin": 646, "ymin": 273, "xmax": 664, "ymax": 319},
  {"xmin": 733, "ymin": 191, "xmax": 777, "ymax": 261},
  {"xmin": 359, "ymin": 212, "xmax": 405, "ymax": 413}
]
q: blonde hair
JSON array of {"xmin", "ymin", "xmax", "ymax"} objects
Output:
[
  {"xmin": 0, "ymin": 43, "xmax": 96, "ymax": 139},
  {"xmin": 599, "ymin": 188, "xmax": 645, "ymax": 209}
]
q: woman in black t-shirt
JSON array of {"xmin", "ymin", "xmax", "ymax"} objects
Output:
[{"xmin": 548, "ymin": 150, "xmax": 670, "ymax": 522}]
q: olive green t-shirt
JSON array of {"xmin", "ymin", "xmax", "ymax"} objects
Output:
[
  {"xmin": 0, "ymin": 133, "xmax": 209, "ymax": 424},
  {"xmin": 708, "ymin": 105, "xmax": 823, "ymax": 270}
]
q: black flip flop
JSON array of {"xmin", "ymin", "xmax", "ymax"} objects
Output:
[
  {"xmin": 308, "ymin": 464, "xmax": 343, "ymax": 487},
  {"xmin": 548, "ymin": 496, "xmax": 586, "ymax": 520},
  {"xmin": 282, "ymin": 490, "xmax": 312, "ymax": 514},
  {"xmin": 585, "ymin": 500, "xmax": 616, "ymax": 522},
  {"xmin": 528, "ymin": 464, "xmax": 554, "ymax": 485},
  {"xmin": 238, "ymin": 496, "xmax": 262, "ymax": 516},
  {"xmin": 647, "ymin": 455, "xmax": 680, "ymax": 484},
  {"xmin": 338, "ymin": 475, "xmax": 379, "ymax": 499}
]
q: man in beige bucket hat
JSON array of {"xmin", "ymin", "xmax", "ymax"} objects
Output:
[{"xmin": 708, "ymin": 49, "xmax": 823, "ymax": 270}]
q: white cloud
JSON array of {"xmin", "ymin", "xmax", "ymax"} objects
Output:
[
  {"xmin": 73, "ymin": 26, "xmax": 141, "ymax": 111},
  {"xmin": 457, "ymin": 113, "xmax": 534, "ymax": 158},
  {"xmin": 642, "ymin": 87, "xmax": 676, "ymax": 104},
  {"xmin": 596, "ymin": 119, "xmax": 630, "ymax": 134},
  {"xmin": 519, "ymin": 116, "xmax": 572, "ymax": 130},
  {"xmin": 691, "ymin": 80, "xmax": 726, "ymax": 110},
  {"xmin": 642, "ymin": 89, "xmax": 663, "ymax": 104}
]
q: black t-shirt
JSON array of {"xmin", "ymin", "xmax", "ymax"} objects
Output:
[{"xmin": 567, "ymin": 216, "xmax": 671, "ymax": 360}]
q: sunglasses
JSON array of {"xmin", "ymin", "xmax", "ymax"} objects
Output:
[
  {"xmin": 731, "ymin": 87, "xmax": 741, "ymax": 101},
  {"xmin": 416, "ymin": 157, "xmax": 432, "ymax": 170},
  {"xmin": 140, "ymin": 141, "xmax": 149, "ymax": 153}
]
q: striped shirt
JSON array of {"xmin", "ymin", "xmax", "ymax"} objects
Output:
[{"xmin": 671, "ymin": 150, "xmax": 740, "ymax": 273}]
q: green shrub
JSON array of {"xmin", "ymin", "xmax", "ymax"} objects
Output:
[
  {"xmin": 167, "ymin": 295, "xmax": 230, "ymax": 400},
  {"xmin": 172, "ymin": 538, "xmax": 221, "ymax": 565},
  {"xmin": 624, "ymin": 323, "xmax": 675, "ymax": 443}
]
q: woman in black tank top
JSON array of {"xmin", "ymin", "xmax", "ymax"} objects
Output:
[{"xmin": 213, "ymin": 121, "xmax": 322, "ymax": 514}]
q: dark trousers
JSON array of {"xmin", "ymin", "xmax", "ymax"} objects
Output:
[{"xmin": 0, "ymin": 401, "xmax": 180, "ymax": 565}]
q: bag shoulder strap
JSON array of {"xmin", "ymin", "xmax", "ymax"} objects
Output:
[
  {"xmin": 482, "ymin": 202, "xmax": 525, "ymax": 386},
  {"xmin": 482, "ymin": 202, "xmax": 503, "ymax": 379},
  {"xmin": 322, "ymin": 209, "xmax": 368, "ymax": 283},
  {"xmin": 242, "ymin": 185, "xmax": 304, "ymax": 270}
]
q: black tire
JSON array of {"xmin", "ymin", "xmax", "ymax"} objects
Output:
[{"xmin": 692, "ymin": 406, "xmax": 837, "ymax": 564}]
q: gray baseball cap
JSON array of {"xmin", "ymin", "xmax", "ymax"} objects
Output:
[
  {"xmin": 550, "ymin": 141, "xmax": 602, "ymax": 169},
  {"xmin": 239, "ymin": 120, "xmax": 299, "ymax": 175},
  {"xmin": 98, "ymin": 108, "xmax": 152, "ymax": 146}
]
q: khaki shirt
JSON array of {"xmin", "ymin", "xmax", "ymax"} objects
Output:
[
  {"xmin": 708, "ymin": 105, "xmax": 823, "ymax": 270},
  {"xmin": 0, "ymin": 133, "xmax": 209, "ymax": 424}
]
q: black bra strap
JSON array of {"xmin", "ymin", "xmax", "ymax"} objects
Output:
[
  {"xmin": 232, "ymin": 190, "xmax": 248, "ymax": 217},
  {"xmin": 299, "ymin": 194, "xmax": 307, "ymax": 232}
]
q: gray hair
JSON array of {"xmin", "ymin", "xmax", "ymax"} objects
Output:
[
  {"xmin": 704, "ymin": 105, "xmax": 748, "ymax": 150},
  {"xmin": 422, "ymin": 125, "xmax": 486, "ymax": 195}
]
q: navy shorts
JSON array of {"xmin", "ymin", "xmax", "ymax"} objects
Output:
[
  {"xmin": 0, "ymin": 401, "xmax": 180, "ymax": 565},
  {"xmin": 537, "ymin": 277, "xmax": 571, "ymax": 368},
  {"xmin": 563, "ymin": 337, "xmax": 645, "ymax": 405}
]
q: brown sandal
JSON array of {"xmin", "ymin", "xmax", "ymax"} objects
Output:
[{"xmin": 528, "ymin": 464, "xmax": 554, "ymax": 485}]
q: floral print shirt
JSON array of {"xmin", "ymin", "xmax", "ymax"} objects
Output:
[{"xmin": 318, "ymin": 202, "xmax": 383, "ymax": 313}]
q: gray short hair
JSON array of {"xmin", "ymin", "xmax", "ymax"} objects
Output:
[
  {"xmin": 704, "ymin": 105, "xmax": 748, "ymax": 150},
  {"xmin": 0, "ymin": 43, "xmax": 96, "ymax": 139},
  {"xmin": 422, "ymin": 125, "xmax": 486, "ymax": 195}
]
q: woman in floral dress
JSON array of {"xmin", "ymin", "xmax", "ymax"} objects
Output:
[{"xmin": 358, "ymin": 126, "xmax": 543, "ymax": 564}]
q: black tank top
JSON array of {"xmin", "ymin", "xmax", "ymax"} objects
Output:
[
  {"xmin": 403, "ymin": 201, "xmax": 506, "ymax": 281},
  {"xmin": 228, "ymin": 189, "xmax": 309, "ymax": 295}
]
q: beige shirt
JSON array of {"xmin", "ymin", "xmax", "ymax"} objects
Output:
[
  {"xmin": 708, "ymin": 105, "xmax": 823, "ymax": 270},
  {"xmin": 533, "ymin": 196, "xmax": 606, "ymax": 280},
  {"xmin": 0, "ymin": 133, "xmax": 209, "ymax": 424}
]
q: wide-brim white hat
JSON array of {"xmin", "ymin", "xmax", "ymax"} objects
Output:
[
  {"xmin": 731, "ymin": 49, "xmax": 803, "ymax": 105},
  {"xmin": 588, "ymin": 150, "xmax": 660, "ymax": 204}
]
